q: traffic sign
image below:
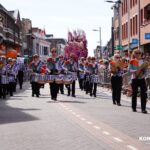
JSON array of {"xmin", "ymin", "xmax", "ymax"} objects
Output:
[
  {"xmin": 116, "ymin": 45, "xmax": 123, "ymax": 50},
  {"xmin": 132, "ymin": 38, "xmax": 138, "ymax": 44},
  {"xmin": 145, "ymin": 33, "xmax": 150, "ymax": 39}
]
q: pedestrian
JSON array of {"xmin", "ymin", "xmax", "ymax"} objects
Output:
[
  {"xmin": 110, "ymin": 54, "xmax": 123, "ymax": 106},
  {"xmin": 128, "ymin": 49, "xmax": 149, "ymax": 113}
]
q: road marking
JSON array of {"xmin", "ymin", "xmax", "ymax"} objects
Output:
[
  {"xmin": 93, "ymin": 125, "xmax": 100, "ymax": 130},
  {"xmin": 72, "ymin": 112, "xmax": 76, "ymax": 115},
  {"xmin": 80, "ymin": 117, "xmax": 86, "ymax": 121},
  {"xmin": 113, "ymin": 137, "xmax": 123, "ymax": 142},
  {"xmin": 102, "ymin": 131, "xmax": 110, "ymax": 135},
  {"xmin": 76, "ymin": 115, "xmax": 80, "ymax": 117},
  {"xmin": 127, "ymin": 145, "xmax": 138, "ymax": 150},
  {"xmin": 87, "ymin": 121, "xmax": 93, "ymax": 125}
]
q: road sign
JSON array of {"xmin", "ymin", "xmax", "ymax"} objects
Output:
[
  {"xmin": 132, "ymin": 38, "xmax": 138, "ymax": 44},
  {"xmin": 116, "ymin": 45, "xmax": 123, "ymax": 50},
  {"xmin": 145, "ymin": 33, "xmax": 150, "ymax": 39}
]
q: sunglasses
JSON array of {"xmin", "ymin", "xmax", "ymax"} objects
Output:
[{"xmin": 52, "ymin": 51, "xmax": 56, "ymax": 53}]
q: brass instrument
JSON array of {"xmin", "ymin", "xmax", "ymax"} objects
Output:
[
  {"xmin": 135, "ymin": 61, "xmax": 149, "ymax": 78},
  {"xmin": 111, "ymin": 60, "xmax": 124, "ymax": 73}
]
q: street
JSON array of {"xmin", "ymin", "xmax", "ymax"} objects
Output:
[{"xmin": 0, "ymin": 82, "xmax": 150, "ymax": 150}]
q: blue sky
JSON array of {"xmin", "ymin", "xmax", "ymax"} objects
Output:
[{"xmin": 1, "ymin": 0, "xmax": 113, "ymax": 56}]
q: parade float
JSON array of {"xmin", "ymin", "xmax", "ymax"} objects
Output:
[{"xmin": 64, "ymin": 30, "xmax": 88, "ymax": 61}]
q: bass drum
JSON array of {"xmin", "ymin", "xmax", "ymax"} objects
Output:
[
  {"xmin": 1, "ymin": 75, "xmax": 8, "ymax": 84},
  {"xmin": 55, "ymin": 74, "xmax": 64, "ymax": 84},
  {"xmin": 46, "ymin": 75, "xmax": 55, "ymax": 83},
  {"xmin": 93, "ymin": 75, "xmax": 100, "ymax": 83},
  {"xmin": 38, "ymin": 74, "xmax": 46, "ymax": 84},
  {"xmin": 64, "ymin": 74, "xmax": 73, "ymax": 85}
]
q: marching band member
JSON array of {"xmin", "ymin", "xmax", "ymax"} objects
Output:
[
  {"xmin": 57, "ymin": 55, "xmax": 65, "ymax": 94},
  {"xmin": 7, "ymin": 58, "xmax": 16, "ymax": 96},
  {"xmin": 110, "ymin": 54, "xmax": 123, "ymax": 106},
  {"xmin": 78, "ymin": 57, "xmax": 85, "ymax": 90},
  {"xmin": 30, "ymin": 54, "xmax": 43, "ymax": 97},
  {"xmin": 47, "ymin": 48, "xmax": 59, "ymax": 101},
  {"xmin": 0, "ymin": 56, "xmax": 8, "ymax": 99},
  {"xmin": 63, "ymin": 54, "xmax": 78, "ymax": 97},
  {"xmin": 11, "ymin": 59, "xmax": 19, "ymax": 92},
  {"xmin": 84, "ymin": 61, "xmax": 90, "ymax": 94},
  {"xmin": 17, "ymin": 59, "xmax": 25, "ymax": 90},
  {"xmin": 89, "ymin": 57, "xmax": 98, "ymax": 97},
  {"xmin": 128, "ymin": 49, "xmax": 149, "ymax": 113}
]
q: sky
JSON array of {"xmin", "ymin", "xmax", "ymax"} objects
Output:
[{"xmin": 1, "ymin": 0, "xmax": 113, "ymax": 56}]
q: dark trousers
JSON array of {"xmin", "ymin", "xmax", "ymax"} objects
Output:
[
  {"xmin": 9, "ymin": 82, "xmax": 14, "ymax": 96},
  {"xmin": 18, "ymin": 71, "xmax": 24, "ymax": 89},
  {"xmin": 12, "ymin": 79, "xmax": 17, "ymax": 92},
  {"xmin": 67, "ymin": 81, "xmax": 75, "ymax": 96},
  {"xmin": 50, "ymin": 82, "xmax": 59, "ymax": 99},
  {"xmin": 59, "ymin": 84, "xmax": 64, "ymax": 94},
  {"xmin": 131, "ymin": 78, "xmax": 147, "ymax": 111},
  {"xmin": 31, "ymin": 82, "xmax": 40, "ymax": 97},
  {"xmin": 111, "ymin": 76, "xmax": 122, "ymax": 104},
  {"xmin": 90, "ymin": 82, "xmax": 97, "ymax": 96},
  {"xmin": 1, "ymin": 84, "xmax": 7, "ymax": 98},
  {"xmin": 79, "ymin": 78, "xmax": 84, "ymax": 90}
]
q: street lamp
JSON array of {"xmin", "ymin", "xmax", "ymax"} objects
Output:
[{"xmin": 92, "ymin": 27, "xmax": 102, "ymax": 59}]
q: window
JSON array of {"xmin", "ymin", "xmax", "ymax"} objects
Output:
[
  {"xmin": 135, "ymin": 15, "xmax": 137, "ymax": 35},
  {"xmin": 144, "ymin": 4, "xmax": 150, "ymax": 21},
  {"xmin": 130, "ymin": 19, "xmax": 133, "ymax": 36},
  {"xmin": 44, "ymin": 47, "xmax": 48, "ymax": 55},
  {"xmin": 130, "ymin": 0, "xmax": 132, "ymax": 8},
  {"xmin": 141, "ymin": 9, "xmax": 144, "ymax": 25}
]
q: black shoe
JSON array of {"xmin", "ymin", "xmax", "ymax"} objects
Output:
[
  {"xmin": 53, "ymin": 98, "xmax": 57, "ymax": 101},
  {"xmin": 67, "ymin": 94, "xmax": 70, "ymax": 96},
  {"xmin": 72, "ymin": 95, "xmax": 76, "ymax": 97},
  {"xmin": 142, "ymin": 110, "xmax": 147, "ymax": 114},
  {"xmin": 117, "ymin": 103, "xmax": 121, "ymax": 106},
  {"xmin": 36, "ymin": 95, "xmax": 39, "ymax": 97},
  {"xmin": 132, "ymin": 109, "xmax": 137, "ymax": 112},
  {"xmin": 93, "ymin": 94, "xmax": 96, "ymax": 97},
  {"xmin": 61, "ymin": 92, "xmax": 64, "ymax": 94},
  {"xmin": 113, "ymin": 102, "xmax": 116, "ymax": 105},
  {"xmin": 90, "ymin": 93, "xmax": 92, "ymax": 96},
  {"xmin": 3, "ymin": 96, "xmax": 6, "ymax": 99}
]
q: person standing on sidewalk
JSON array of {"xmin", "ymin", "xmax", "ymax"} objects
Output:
[
  {"xmin": 128, "ymin": 49, "xmax": 149, "ymax": 114},
  {"xmin": 110, "ymin": 54, "xmax": 123, "ymax": 106}
]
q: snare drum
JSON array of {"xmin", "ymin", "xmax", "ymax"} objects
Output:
[
  {"xmin": 79, "ymin": 72, "xmax": 85, "ymax": 79},
  {"xmin": 1, "ymin": 75, "xmax": 8, "ymax": 84},
  {"xmin": 55, "ymin": 74, "xmax": 64, "ymax": 84},
  {"xmin": 38, "ymin": 74, "xmax": 46, "ymax": 84},
  {"xmin": 30, "ymin": 73, "xmax": 39, "ymax": 82},
  {"xmin": 64, "ymin": 74, "xmax": 73, "ymax": 85},
  {"xmin": 46, "ymin": 75, "xmax": 54, "ymax": 83},
  {"xmin": 71, "ymin": 72, "xmax": 77, "ymax": 81},
  {"xmin": 93, "ymin": 75, "xmax": 100, "ymax": 83}
]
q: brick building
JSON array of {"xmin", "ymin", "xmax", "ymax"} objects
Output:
[
  {"xmin": 113, "ymin": 0, "xmax": 150, "ymax": 54},
  {"xmin": 0, "ymin": 4, "xmax": 22, "ymax": 57}
]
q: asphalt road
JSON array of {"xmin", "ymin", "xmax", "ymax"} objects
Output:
[{"xmin": 0, "ymin": 82, "xmax": 150, "ymax": 150}]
